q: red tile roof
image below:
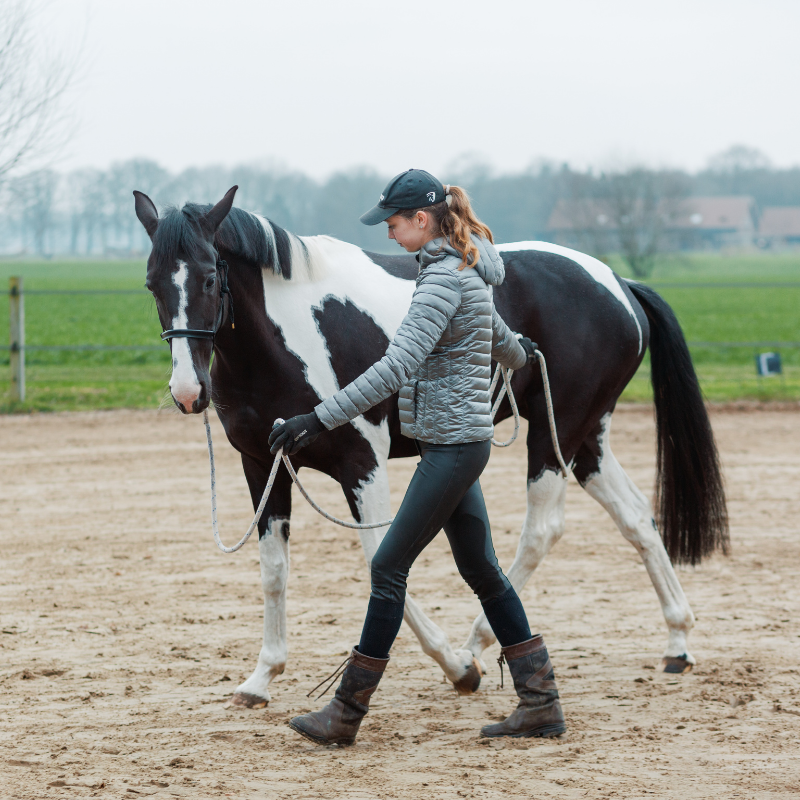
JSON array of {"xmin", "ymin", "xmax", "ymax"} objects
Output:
[{"xmin": 759, "ymin": 207, "xmax": 800, "ymax": 237}]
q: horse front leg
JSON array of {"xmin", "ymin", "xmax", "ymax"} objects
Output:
[
  {"xmin": 344, "ymin": 423, "xmax": 484, "ymax": 694},
  {"xmin": 231, "ymin": 455, "xmax": 292, "ymax": 708},
  {"xmin": 461, "ymin": 467, "xmax": 568, "ymax": 669}
]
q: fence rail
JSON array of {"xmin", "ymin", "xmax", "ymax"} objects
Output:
[{"xmin": 5, "ymin": 277, "xmax": 800, "ymax": 404}]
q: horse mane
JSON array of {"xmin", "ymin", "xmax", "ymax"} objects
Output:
[{"xmin": 151, "ymin": 203, "xmax": 308, "ymax": 281}]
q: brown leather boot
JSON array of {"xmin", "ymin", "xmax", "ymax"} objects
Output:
[
  {"xmin": 288, "ymin": 648, "xmax": 388, "ymax": 746},
  {"xmin": 480, "ymin": 635, "xmax": 567, "ymax": 738}
]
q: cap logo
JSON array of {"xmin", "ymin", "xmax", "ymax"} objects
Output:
[
  {"xmin": 380, "ymin": 194, "xmax": 385, "ymax": 201},
  {"xmin": 427, "ymin": 192, "xmax": 435, "ymax": 203}
]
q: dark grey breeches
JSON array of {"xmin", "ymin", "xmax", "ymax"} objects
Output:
[{"xmin": 369, "ymin": 438, "xmax": 511, "ymax": 604}]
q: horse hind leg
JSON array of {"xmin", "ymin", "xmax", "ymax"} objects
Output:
[
  {"xmin": 461, "ymin": 463, "xmax": 568, "ymax": 668},
  {"xmin": 574, "ymin": 413, "xmax": 696, "ymax": 673},
  {"xmin": 344, "ymin": 422, "xmax": 485, "ymax": 694}
]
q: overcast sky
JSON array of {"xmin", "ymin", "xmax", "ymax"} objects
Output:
[{"xmin": 45, "ymin": 0, "xmax": 800, "ymax": 178}]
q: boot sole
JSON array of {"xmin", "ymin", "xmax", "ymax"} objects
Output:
[
  {"xmin": 480, "ymin": 723, "xmax": 567, "ymax": 739},
  {"xmin": 287, "ymin": 719, "xmax": 356, "ymax": 747}
]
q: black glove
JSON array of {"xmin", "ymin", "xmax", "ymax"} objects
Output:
[
  {"xmin": 268, "ymin": 411, "xmax": 326, "ymax": 456},
  {"xmin": 517, "ymin": 336, "xmax": 539, "ymax": 363}
]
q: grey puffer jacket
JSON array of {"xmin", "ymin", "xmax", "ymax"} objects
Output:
[{"xmin": 314, "ymin": 235, "xmax": 528, "ymax": 444}]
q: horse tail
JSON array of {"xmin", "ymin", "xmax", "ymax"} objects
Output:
[{"xmin": 625, "ymin": 280, "xmax": 729, "ymax": 565}]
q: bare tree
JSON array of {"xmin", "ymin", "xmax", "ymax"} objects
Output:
[
  {"xmin": 0, "ymin": 0, "xmax": 75, "ymax": 183},
  {"xmin": 561, "ymin": 167, "xmax": 688, "ymax": 277},
  {"xmin": 11, "ymin": 167, "xmax": 58, "ymax": 254},
  {"xmin": 604, "ymin": 168, "xmax": 688, "ymax": 279}
]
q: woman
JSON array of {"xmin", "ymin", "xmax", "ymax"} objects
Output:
[{"xmin": 269, "ymin": 169, "xmax": 566, "ymax": 745}]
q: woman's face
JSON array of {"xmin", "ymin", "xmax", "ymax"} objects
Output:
[{"xmin": 385, "ymin": 211, "xmax": 435, "ymax": 252}]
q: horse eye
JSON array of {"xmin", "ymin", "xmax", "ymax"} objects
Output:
[{"xmin": 205, "ymin": 275, "xmax": 216, "ymax": 290}]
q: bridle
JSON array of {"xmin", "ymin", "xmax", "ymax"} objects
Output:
[{"xmin": 160, "ymin": 257, "xmax": 235, "ymax": 343}]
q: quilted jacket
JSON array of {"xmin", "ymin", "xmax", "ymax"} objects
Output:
[{"xmin": 314, "ymin": 235, "xmax": 527, "ymax": 443}]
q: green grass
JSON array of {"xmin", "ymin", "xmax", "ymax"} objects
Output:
[
  {"xmin": 0, "ymin": 259, "xmax": 170, "ymax": 412},
  {"xmin": 0, "ymin": 254, "xmax": 799, "ymax": 411}
]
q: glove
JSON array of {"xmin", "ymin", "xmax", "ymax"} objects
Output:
[
  {"xmin": 268, "ymin": 411, "xmax": 326, "ymax": 456},
  {"xmin": 517, "ymin": 336, "xmax": 539, "ymax": 363}
]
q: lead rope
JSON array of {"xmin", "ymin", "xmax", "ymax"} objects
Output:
[{"xmin": 205, "ymin": 354, "xmax": 569, "ymax": 554}]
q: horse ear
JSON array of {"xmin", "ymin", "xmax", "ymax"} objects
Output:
[
  {"xmin": 133, "ymin": 191, "xmax": 159, "ymax": 240},
  {"xmin": 204, "ymin": 185, "xmax": 238, "ymax": 233}
]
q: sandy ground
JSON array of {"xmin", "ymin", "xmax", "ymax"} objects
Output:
[{"xmin": 0, "ymin": 405, "xmax": 799, "ymax": 800}]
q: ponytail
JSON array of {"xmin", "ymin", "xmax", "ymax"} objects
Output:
[{"xmin": 398, "ymin": 185, "xmax": 493, "ymax": 269}]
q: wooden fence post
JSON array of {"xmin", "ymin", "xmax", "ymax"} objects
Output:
[{"xmin": 9, "ymin": 276, "xmax": 24, "ymax": 402}]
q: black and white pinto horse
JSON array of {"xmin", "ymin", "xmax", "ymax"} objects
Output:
[{"xmin": 134, "ymin": 187, "xmax": 728, "ymax": 708}]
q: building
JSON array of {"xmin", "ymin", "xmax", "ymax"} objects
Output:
[
  {"xmin": 757, "ymin": 207, "xmax": 800, "ymax": 248},
  {"xmin": 546, "ymin": 195, "xmax": 759, "ymax": 251}
]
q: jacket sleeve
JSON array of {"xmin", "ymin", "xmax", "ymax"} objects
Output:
[
  {"xmin": 491, "ymin": 306, "xmax": 528, "ymax": 370},
  {"xmin": 314, "ymin": 268, "xmax": 461, "ymax": 430}
]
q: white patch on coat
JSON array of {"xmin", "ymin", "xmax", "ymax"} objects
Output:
[
  {"xmin": 463, "ymin": 467, "xmax": 568, "ymax": 658},
  {"xmin": 259, "ymin": 236, "xmax": 414, "ymax": 408},
  {"xmin": 168, "ymin": 260, "xmax": 202, "ymax": 409},
  {"xmin": 581, "ymin": 413, "xmax": 696, "ymax": 662},
  {"xmin": 234, "ymin": 517, "xmax": 289, "ymax": 703},
  {"xmin": 496, "ymin": 241, "xmax": 643, "ymax": 354}
]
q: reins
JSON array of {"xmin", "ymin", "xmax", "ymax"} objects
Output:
[{"xmin": 204, "ymin": 351, "xmax": 570, "ymax": 554}]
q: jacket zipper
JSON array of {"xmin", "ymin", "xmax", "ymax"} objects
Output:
[{"xmin": 413, "ymin": 380, "xmax": 420, "ymax": 420}]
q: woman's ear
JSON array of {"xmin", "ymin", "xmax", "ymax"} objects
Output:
[{"xmin": 416, "ymin": 210, "xmax": 428, "ymax": 229}]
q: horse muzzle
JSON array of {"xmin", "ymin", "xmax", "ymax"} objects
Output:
[{"xmin": 171, "ymin": 379, "xmax": 210, "ymax": 414}]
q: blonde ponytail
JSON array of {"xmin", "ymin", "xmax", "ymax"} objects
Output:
[{"xmin": 398, "ymin": 185, "xmax": 493, "ymax": 269}]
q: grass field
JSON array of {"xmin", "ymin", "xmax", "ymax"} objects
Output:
[{"xmin": 0, "ymin": 253, "xmax": 798, "ymax": 412}]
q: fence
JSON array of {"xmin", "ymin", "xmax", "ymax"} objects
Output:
[
  {"xmin": 3, "ymin": 276, "xmax": 800, "ymax": 404},
  {"xmin": 3, "ymin": 277, "xmax": 162, "ymax": 402}
]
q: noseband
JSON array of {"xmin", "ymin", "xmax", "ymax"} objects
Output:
[{"xmin": 160, "ymin": 258, "xmax": 234, "ymax": 343}]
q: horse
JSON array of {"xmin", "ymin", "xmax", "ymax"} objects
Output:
[{"xmin": 133, "ymin": 185, "xmax": 728, "ymax": 709}]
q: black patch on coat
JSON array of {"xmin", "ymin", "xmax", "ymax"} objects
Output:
[
  {"xmin": 363, "ymin": 250, "xmax": 418, "ymax": 281},
  {"xmin": 313, "ymin": 297, "xmax": 394, "ymax": 427}
]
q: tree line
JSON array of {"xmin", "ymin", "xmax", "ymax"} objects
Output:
[{"xmin": 1, "ymin": 146, "xmax": 799, "ymax": 265}]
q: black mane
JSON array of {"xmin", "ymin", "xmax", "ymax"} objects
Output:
[{"xmin": 152, "ymin": 203, "xmax": 304, "ymax": 280}]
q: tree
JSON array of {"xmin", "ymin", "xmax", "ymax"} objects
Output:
[
  {"xmin": 561, "ymin": 167, "xmax": 688, "ymax": 278},
  {"xmin": 707, "ymin": 145, "xmax": 771, "ymax": 174},
  {"xmin": 0, "ymin": 0, "xmax": 75, "ymax": 183},
  {"xmin": 11, "ymin": 168, "xmax": 58, "ymax": 254},
  {"xmin": 603, "ymin": 168, "xmax": 688, "ymax": 278}
]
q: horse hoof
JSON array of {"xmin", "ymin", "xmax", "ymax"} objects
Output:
[
  {"xmin": 661, "ymin": 655, "xmax": 693, "ymax": 674},
  {"xmin": 230, "ymin": 692, "xmax": 269, "ymax": 709},
  {"xmin": 452, "ymin": 657, "xmax": 484, "ymax": 695}
]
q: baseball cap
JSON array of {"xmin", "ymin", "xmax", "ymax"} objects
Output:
[{"xmin": 360, "ymin": 169, "xmax": 446, "ymax": 226}]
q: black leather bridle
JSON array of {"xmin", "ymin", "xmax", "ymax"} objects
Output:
[{"xmin": 160, "ymin": 258, "xmax": 235, "ymax": 343}]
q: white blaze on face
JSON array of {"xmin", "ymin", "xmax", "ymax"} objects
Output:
[{"xmin": 168, "ymin": 260, "xmax": 202, "ymax": 410}]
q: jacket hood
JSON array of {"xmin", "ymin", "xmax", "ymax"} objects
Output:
[{"xmin": 419, "ymin": 234, "xmax": 505, "ymax": 286}]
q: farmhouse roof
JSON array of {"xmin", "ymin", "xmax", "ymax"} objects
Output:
[
  {"xmin": 546, "ymin": 195, "xmax": 757, "ymax": 232},
  {"xmin": 758, "ymin": 207, "xmax": 800, "ymax": 237},
  {"xmin": 670, "ymin": 196, "xmax": 756, "ymax": 231},
  {"xmin": 547, "ymin": 199, "xmax": 612, "ymax": 231}
]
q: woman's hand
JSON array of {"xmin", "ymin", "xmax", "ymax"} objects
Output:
[
  {"xmin": 517, "ymin": 336, "xmax": 539, "ymax": 363},
  {"xmin": 268, "ymin": 412, "xmax": 326, "ymax": 455}
]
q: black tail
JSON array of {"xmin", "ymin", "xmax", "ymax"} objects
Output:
[{"xmin": 626, "ymin": 281, "xmax": 729, "ymax": 565}]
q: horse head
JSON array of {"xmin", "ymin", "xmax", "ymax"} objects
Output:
[{"xmin": 134, "ymin": 186, "xmax": 238, "ymax": 414}]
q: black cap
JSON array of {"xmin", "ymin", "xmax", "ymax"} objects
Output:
[{"xmin": 360, "ymin": 169, "xmax": 446, "ymax": 226}]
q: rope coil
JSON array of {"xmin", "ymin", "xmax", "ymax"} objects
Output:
[{"xmin": 206, "ymin": 354, "xmax": 569, "ymax": 554}]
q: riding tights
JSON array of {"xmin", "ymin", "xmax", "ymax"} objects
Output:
[{"xmin": 358, "ymin": 438, "xmax": 532, "ymax": 660}]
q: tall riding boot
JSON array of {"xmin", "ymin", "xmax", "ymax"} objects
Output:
[
  {"xmin": 289, "ymin": 648, "xmax": 388, "ymax": 746},
  {"xmin": 480, "ymin": 635, "xmax": 567, "ymax": 738}
]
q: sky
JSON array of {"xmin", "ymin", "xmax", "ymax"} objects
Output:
[{"xmin": 41, "ymin": 0, "xmax": 800, "ymax": 178}]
